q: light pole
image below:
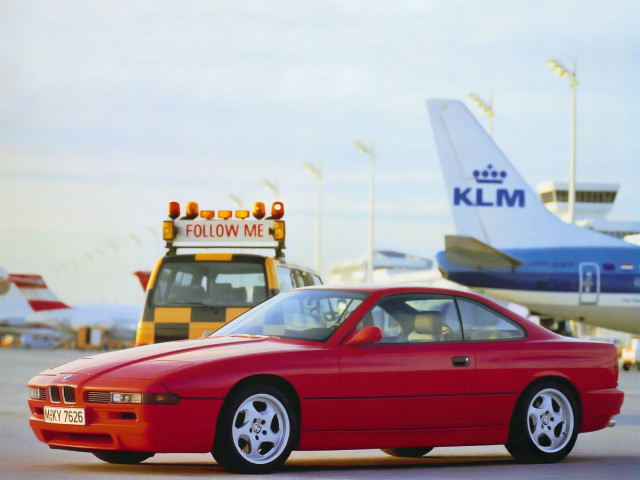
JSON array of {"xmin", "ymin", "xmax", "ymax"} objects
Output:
[
  {"xmin": 354, "ymin": 141, "xmax": 375, "ymax": 283},
  {"xmin": 84, "ymin": 252, "xmax": 94, "ymax": 303},
  {"xmin": 69, "ymin": 259, "xmax": 78, "ymax": 303},
  {"xmin": 261, "ymin": 179, "xmax": 279, "ymax": 200},
  {"xmin": 468, "ymin": 91, "xmax": 494, "ymax": 136},
  {"xmin": 145, "ymin": 226, "xmax": 158, "ymax": 263},
  {"xmin": 108, "ymin": 242, "xmax": 119, "ymax": 304},
  {"xmin": 547, "ymin": 58, "xmax": 579, "ymax": 224},
  {"xmin": 95, "ymin": 248, "xmax": 105, "ymax": 303},
  {"xmin": 227, "ymin": 194, "xmax": 243, "ymax": 207},
  {"xmin": 129, "ymin": 234, "xmax": 141, "ymax": 271},
  {"xmin": 303, "ymin": 159, "xmax": 323, "ymax": 272}
]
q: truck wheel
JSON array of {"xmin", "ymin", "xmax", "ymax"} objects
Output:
[
  {"xmin": 212, "ymin": 383, "xmax": 298, "ymax": 473},
  {"xmin": 506, "ymin": 381, "xmax": 579, "ymax": 463}
]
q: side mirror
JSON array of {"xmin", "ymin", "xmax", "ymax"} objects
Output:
[
  {"xmin": 202, "ymin": 331, "xmax": 212, "ymax": 338},
  {"xmin": 344, "ymin": 326, "xmax": 382, "ymax": 347}
]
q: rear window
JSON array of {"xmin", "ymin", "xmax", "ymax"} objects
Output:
[
  {"xmin": 456, "ymin": 298, "xmax": 525, "ymax": 341},
  {"xmin": 151, "ymin": 259, "xmax": 268, "ymax": 308}
]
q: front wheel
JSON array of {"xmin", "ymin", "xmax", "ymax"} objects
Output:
[
  {"xmin": 212, "ymin": 383, "xmax": 298, "ymax": 473},
  {"xmin": 506, "ymin": 382, "xmax": 579, "ymax": 463},
  {"xmin": 92, "ymin": 451, "xmax": 154, "ymax": 464}
]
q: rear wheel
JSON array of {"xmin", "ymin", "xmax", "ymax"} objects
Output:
[
  {"xmin": 381, "ymin": 447, "xmax": 433, "ymax": 458},
  {"xmin": 506, "ymin": 382, "xmax": 579, "ymax": 463},
  {"xmin": 212, "ymin": 383, "xmax": 298, "ymax": 473},
  {"xmin": 92, "ymin": 451, "xmax": 154, "ymax": 464}
]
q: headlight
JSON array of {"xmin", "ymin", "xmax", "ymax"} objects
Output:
[
  {"xmin": 29, "ymin": 387, "xmax": 43, "ymax": 400},
  {"xmin": 111, "ymin": 392, "xmax": 142, "ymax": 404},
  {"xmin": 107, "ymin": 392, "xmax": 178, "ymax": 405}
]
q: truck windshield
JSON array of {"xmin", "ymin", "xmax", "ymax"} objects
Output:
[
  {"xmin": 150, "ymin": 259, "xmax": 268, "ymax": 307},
  {"xmin": 214, "ymin": 289, "xmax": 369, "ymax": 342}
]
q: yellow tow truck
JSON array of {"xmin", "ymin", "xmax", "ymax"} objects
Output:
[{"xmin": 135, "ymin": 201, "xmax": 322, "ymax": 345}]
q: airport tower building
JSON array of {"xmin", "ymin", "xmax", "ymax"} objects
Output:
[{"xmin": 536, "ymin": 181, "xmax": 640, "ymax": 241}]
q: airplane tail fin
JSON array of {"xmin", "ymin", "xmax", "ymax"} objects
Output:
[
  {"xmin": 8, "ymin": 274, "xmax": 70, "ymax": 312},
  {"xmin": 426, "ymin": 99, "xmax": 623, "ymax": 249}
]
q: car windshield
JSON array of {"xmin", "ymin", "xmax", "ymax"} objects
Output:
[{"xmin": 213, "ymin": 289, "xmax": 369, "ymax": 342}]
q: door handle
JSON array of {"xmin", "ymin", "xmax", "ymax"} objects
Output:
[{"xmin": 452, "ymin": 356, "xmax": 470, "ymax": 367}]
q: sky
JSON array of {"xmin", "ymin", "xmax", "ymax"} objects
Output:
[{"xmin": 1, "ymin": 1, "xmax": 639, "ymax": 305}]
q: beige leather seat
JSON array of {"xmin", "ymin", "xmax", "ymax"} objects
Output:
[{"xmin": 407, "ymin": 311, "xmax": 442, "ymax": 342}]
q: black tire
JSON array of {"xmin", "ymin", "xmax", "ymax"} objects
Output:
[
  {"xmin": 506, "ymin": 381, "xmax": 579, "ymax": 463},
  {"xmin": 212, "ymin": 383, "xmax": 298, "ymax": 473},
  {"xmin": 92, "ymin": 451, "xmax": 154, "ymax": 464},
  {"xmin": 381, "ymin": 447, "xmax": 433, "ymax": 458}
]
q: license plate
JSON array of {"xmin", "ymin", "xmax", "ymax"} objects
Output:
[{"xmin": 44, "ymin": 406, "xmax": 85, "ymax": 425}]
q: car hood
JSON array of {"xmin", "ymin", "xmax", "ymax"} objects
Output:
[{"xmin": 40, "ymin": 335, "xmax": 308, "ymax": 379}]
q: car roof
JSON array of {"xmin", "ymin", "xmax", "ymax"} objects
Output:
[{"xmin": 299, "ymin": 284, "xmax": 471, "ymax": 296}]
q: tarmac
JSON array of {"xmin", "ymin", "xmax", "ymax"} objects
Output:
[{"xmin": 1, "ymin": 347, "xmax": 638, "ymax": 479}]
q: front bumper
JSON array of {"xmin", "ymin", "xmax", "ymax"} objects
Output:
[{"xmin": 28, "ymin": 376, "xmax": 223, "ymax": 453}]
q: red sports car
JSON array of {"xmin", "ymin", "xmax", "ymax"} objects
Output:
[{"xmin": 27, "ymin": 286, "xmax": 623, "ymax": 473}]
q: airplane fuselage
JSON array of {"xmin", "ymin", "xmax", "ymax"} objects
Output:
[{"xmin": 436, "ymin": 246, "xmax": 640, "ymax": 333}]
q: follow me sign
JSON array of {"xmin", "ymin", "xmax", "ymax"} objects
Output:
[
  {"xmin": 173, "ymin": 219, "xmax": 277, "ymax": 244},
  {"xmin": 453, "ymin": 188, "xmax": 526, "ymax": 207}
]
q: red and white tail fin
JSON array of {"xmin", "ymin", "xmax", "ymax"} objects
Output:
[
  {"xmin": 134, "ymin": 271, "xmax": 151, "ymax": 292},
  {"xmin": 8, "ymin": 274, "xmax": 70, "ymax": 311}
]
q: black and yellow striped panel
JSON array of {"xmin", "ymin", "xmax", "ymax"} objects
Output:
[{"xmin": 137, "ymin": 306, "xmax": 251, "ymax": 344}]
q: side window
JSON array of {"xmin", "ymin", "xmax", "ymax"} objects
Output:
[
  {"xmin": 276, "ymin": 266, "xmax": 296, "ymax": 292},
  {"xmin": 276, "ymin": 267, "xmax": 322, "ymax": 289},
  {"xmin": 292, "ymin": 270, "xmax": 306, "ymax": 288},
  {"xmin": 355, "ymin": 294, "xmax": 463, "ymax": 344},
  {"xmin": 355, "ymin": 305, "xmax": 402, "ymax": 343},
  {"xmin": 298, "ymin": 270, "xmax": 319, "ymax": 287},
  {"xmin": 456, "ymin": 298, "xmax": 525, "ymax": 341}
]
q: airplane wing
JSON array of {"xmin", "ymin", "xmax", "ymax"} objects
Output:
[{"xmin": 444, "ymin": 235, "xmax": 523, "ymax": 271}]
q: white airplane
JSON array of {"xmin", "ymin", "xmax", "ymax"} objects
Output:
[
  {"xmin": 0, "ymin": 270, "xmax": 140, "ymax": 348},
  {"xmin": 426, "ymin": 99, "xmax": 640, "ymax": 334}
]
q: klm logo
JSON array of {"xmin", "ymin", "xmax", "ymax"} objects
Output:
[{"xmin": 453, "ymin": 164, "xmax": 525, "ymax": 208}]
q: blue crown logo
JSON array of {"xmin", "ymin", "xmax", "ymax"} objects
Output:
[{"xmin": 473, "ymin": 164, "xmax": 507, "ymax": 184}]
